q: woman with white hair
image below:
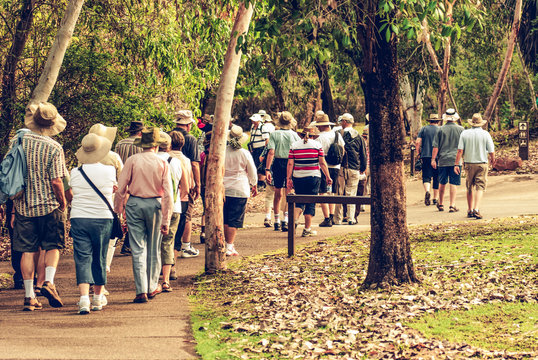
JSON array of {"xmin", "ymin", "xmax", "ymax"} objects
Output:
[{"xmin": 223, "ymin": 125, "xmax": 258, "ymax": 256}]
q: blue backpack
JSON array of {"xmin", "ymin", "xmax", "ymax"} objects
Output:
[{"xmin": 0, "ymin": 129, "xmax": 29, "ymax": 203}]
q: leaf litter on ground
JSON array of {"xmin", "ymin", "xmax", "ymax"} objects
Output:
[{"xmin": 191, "ymin": 216, "xmax": 538, "ymax": 359}]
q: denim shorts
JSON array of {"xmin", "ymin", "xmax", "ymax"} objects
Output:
[
  {"xmin": 421, "ymin": 157, "xmax": 439, "ymax": 189},
  {"xmin": 438, "ymin": 166, "xmax": 461, "ymax": 185},
  {"xmin": 70, "ymin": 218, "xmax": 113, "ymax": 285},
  {"xmin": 292, "ymin": 176, "xmax": 321, "ymax": 216}
]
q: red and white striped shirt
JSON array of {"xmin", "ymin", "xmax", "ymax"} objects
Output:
[{"xmin": 288, "ymin": 139, "xmax": 324, "ymax": 178}]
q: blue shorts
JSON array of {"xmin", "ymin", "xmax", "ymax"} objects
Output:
[
  {"xmin": 292, "ymin": 176, "xmax": 321, "ymax": 216},
  {"xmin": 421, "ymin": 157, "xmax": 439, "ymax": 190},
  {"xmin": 271, "ymin": 158, "xmax": 288, "ymax": 189},
  {"xmin": 438, "ymin": 166, "xmax": 461, "ymax": 185}
]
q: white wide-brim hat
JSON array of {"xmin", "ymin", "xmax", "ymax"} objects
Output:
[
  {"xmin": 89, "ymin": 123, "xmax": 117, "ymax": 143},
  {"xmin": 76, "ymin": 133, "xmax": 112, "ymax": 164}
]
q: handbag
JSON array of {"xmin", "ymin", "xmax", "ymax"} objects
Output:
[
  {"xmin": 415, "ymin": 157, "xmax": 422, "ymax": 172},
  {"xmin": 78, "ymin": 166, "xmax": 124, "ymax": 240}
]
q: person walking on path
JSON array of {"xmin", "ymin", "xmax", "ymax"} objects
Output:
[
  {"xmin": 12, "ymin": 102, "xmax": 68, "ymax": 311},
  {"xmin": 416, "ymin": 114, "xmax": 441, "ymax": 206},
  {"xmin": 156, "ymin": 132, "xmax": 183, "ymax": 292},
  {"xmin": 223, "ymin": 125, "xmax": 258, "ymax": 256},
  {"xmin": 70, "ymin": 133, "xmax": 116, "ymax": 314},
  {"xmin": 168, "ymin": 131, "xmax": 194, "ymax": 278},
  {"xmin": 313, "ymin": 111, "xmax": 345, "ymax": 227},
  {"xmin": 431, "ymin": 108, "xmax": 464, "ymax": 213},
  {"xmin": 287, "ymin": 126, "xmax": 332, "ymax": 237},
  {"xmin": 454, "ymin": 113, "xmax": 495, "ymax": 219},
  {"xmin": 172, "ymin": 110, "xmax": 200, "ymax": 256},
  {"xmin": 114, "ymin": 121, "xmax": 144, "ymax": 255},
  {"xmin": 333, "ymin": 113, "xmax": 367, "ymax": 225},
  {"xmin": 115, "ymin": 128, "xmax": 173, "ymax": 303},
  {"xmin": 248, "ymin": 110, "xmax": 274, "ymax": 189},
  {"xmin": 265, "ymin": 112, "xmax": 301, "ymax": 232}
]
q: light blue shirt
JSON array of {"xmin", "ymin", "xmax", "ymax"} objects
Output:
[{"xmin": 458, "ymin": 127, "xmax": 495, "ymax": 163}]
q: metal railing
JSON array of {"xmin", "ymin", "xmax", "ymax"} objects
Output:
[{"xmin": 286, "ymin": 194, "xmax": 371, "ymax": 257}]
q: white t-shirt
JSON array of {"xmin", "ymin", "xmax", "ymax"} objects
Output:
[
  {"xmin": 223, "ymin": 147, "xmax": 257, "ymax": 198},
  {"xmin": 316, "ymin": 130, "xmax": 346, "ymax": 169},
  {"xmin": 70, "ymin": 163, "xmax": 117, "ymax": 219},
  {"xmin": 157, "ymin": 152, "xmax": 183, "ymax": 213}
]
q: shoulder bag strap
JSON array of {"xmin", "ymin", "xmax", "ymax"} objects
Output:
[{"xmin": 78, "ymin": 166, "xmax": 116, "ymax": 217}]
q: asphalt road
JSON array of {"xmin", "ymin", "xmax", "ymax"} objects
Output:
[{"xmin": 0, "ymin": 174, "xmax": 537, "ymax": 359}]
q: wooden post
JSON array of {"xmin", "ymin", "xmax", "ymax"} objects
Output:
[
  {"xmin": 410, "ymin": 144, "xmax": 416, "ymax": 176},
  {"xmin": 204, "ymin": 2, "xmax": 255, "ymax": 274},
  {"xmin": 287, "ymin": 197, "xmax": 295, "ymax": 257}
]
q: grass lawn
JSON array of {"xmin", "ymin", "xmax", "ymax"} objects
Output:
[{"xmin": 190, "ymin": 216, "xmax": 538, "ymax": 359}]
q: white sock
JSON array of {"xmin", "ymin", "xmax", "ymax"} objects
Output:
[
  {"xmin": 93, "ymin": 294, "xmax": 101, "ymax": 302},
  {"xmin": 45, "ymin": 266, "xmax": 56, "ymax": 284},
  {"xmin": 284, "ymin": 212, "xmax": 288, "ymax": 223},
  {"xmin": 305, "ymin": 228, "xmax": 311, "ymax": 231},
  {"xmin": 181, "ymin": 242, "xmax": 191, "ymax": 250},
  {"xmin": 265, "ymin": 212, "xmax": 271, "ymax": 220},
  {"xmin": 80, "ymin": 295, "xmax": 90, "ymax": 303},
  {"xmin": 24, "ymin": 280, "xmax": 35, "ymax": 298},
  {"xmin": 274, "ymin": 214, "xmax": 280, "ymax": 223},
  {"xmin": 226, "ymin": 243, "xmax": 233, "ymax": 250}
]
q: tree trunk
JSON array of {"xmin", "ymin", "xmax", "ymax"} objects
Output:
[
  {"xmin": 204, "ymin": 2, "xmax": 254, "ymax": 274},
  {"xmin": 517, "ymin": 43, "xmax": 538, "ymax": 112},
  {"xmin": 29, "ymin": 0, "xmax": 85, "ymax": 105},
  {"xmin": 362, "ymin": 4, "xmax": 418, "ymax": 288},
  {"xmin": 484, "ymin": 0, "xmax": 522, "ymax": 122},
  {"xmin": 313, "ymin": 60, "xmax": 337, "ymax": 122},
  {"xmin": 267, "ymin": 69, "xmax": 285, "ymax": 111},
  {"xmin": 0, "ymin": 0, "xmax": 36, "ymax": 154},
  {"xmin": 399, "ymin": 75, "xmax": 424, "ymax": 139}
]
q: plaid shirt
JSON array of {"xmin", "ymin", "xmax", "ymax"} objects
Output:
[
  {"xmin": 114, "ymin": 136, "xmax": 142, "ymax": 164},
  {"xmin": 13, "ymin": 132, "xmax": 67, "ymax": 217}
]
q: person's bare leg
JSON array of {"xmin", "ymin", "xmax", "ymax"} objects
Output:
[
  {"xmin": 181, "ymin": 221, "xmax": 192, "ymax": 244},
  {"xmin": 21, "ymin": 252, "xmax": 36, "ymax": 281},
  {"xmin": 79, "ymin": 283, "xmax": 90, "ymax": 297},
  {"xmin": 433, "ymin": 189, "xmax": 439, "ymax": 202},
  {"xmin": 449, "ymin": 184, "xmax": 458, "ymax": 208},
  {"xmin": 162, "ymin": 264, "xmax": 171, "ymax": 284},
  {"xmin": 329, "ymin": 203, "xmax": 335, "ymax": 215},
  {"xmin": 44, "ymin": 249, "xmax": 59, "ymax": 268},
  {"xmin": 35, "ymin": 250, "xmax": 45, "ymax": 287},
  {"xmin": 467, "ymin": 189, "xmax": 473, "ymax": 212},
  {"xmin": 224, "ymin": 224, "xmax": 237, "ymax": 245},
  {"xmin": 320, "ymin": 194, "xmax": 329, "ymax": 218},
  {"xmin": 474, "ymin": 189, "xmax": 484, "ymax": 210},
  {"xmin": 273, "ymin": 188, "xmax": 282, "ymax": 223},
  {"xmin": 93, "ymin": 285, "xmax": 103, "ymax": 296},
  {"xmin": 304, "ymin": 214, "xmax": 313, "ymax": 229},
  {"xmin": 438, "ymin": 184, "xmax": 446, "ymax": 206}
]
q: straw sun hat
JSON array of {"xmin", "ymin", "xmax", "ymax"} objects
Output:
[
  {"xmin": 467, "ymin": 113, "xmax": 487, "ymax": 127},
  {"xmin": 76, "ymin": 133, "xmax": 112, "ymax": 164},
  {"xmin": 228, "ymin": 125, "xmax": 248, "ymax": 144},
  {"xmin": 89, "ymin": 123, "xmax": 117, "ymax": 143},
  {"xmin": 275, "ymin": 111, "xmax": 295, "ymax": 129},
  {"xmin": 174, "ymin": 110, "xmax": 195, "ymax": 125},
  {"xmin": 134, "ymin": 127, "xmax": 168, "ymax": 148},
  {"xmin": 24, "ymin": 102, "xmax": 66, "ymax": 137}
]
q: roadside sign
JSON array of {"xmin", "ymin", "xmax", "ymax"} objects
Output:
[{"xmin": 519, "ymin": 121, "xmax": 529, "ymax": 160}]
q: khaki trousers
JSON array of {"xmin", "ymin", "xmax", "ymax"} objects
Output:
[{"xmin": 334, "ymin": 168, "xmax": 360, "ymax": 223}]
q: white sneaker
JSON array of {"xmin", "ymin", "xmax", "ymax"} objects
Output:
[
  {"xmin": 92, "ymin": 297, "xmax": 103, "ymax": 311},
  {"xmin": 302, "ymin": 229, "xmax": 317, "ymax": 237},
  {"xmin": 78, "ymin": 299, "xmax": 90, "ymax": 315},
  {"xmin": 100, "ymin": 294, "xmax": 108, "ymax": 307},
  {"xmin": 226, "ymin": 247, "xmax": 239, "ymax": 256},
  {"xmin": 180, "ymin": 244, "xmax": 200, "ymax": 258}
]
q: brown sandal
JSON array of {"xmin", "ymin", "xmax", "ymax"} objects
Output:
[
  {"xmin": 437, "ymin": 204, "xmax": 444, "ymax": 212},
  {"xmin": 449, "ymin": 206, "xmax": 459, "ymax": 213},
  {"xmin": 162, "ymin": 282, "xmax": 173, "ymax": 292}
]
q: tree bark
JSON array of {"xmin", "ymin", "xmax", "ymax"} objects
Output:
[
  {"xmin": 204, "ymin": 2, "xmax": 254, "ymax": 274},
  {"xmin": 484, "ymin": 0, "xmax": 522, "ymax": 122},
  {"xmin": 267, "ymin": 69, "xmax": 285, "ymax": 111},
  {"xmin": 0, "ymin": 0, "xmax": 37, "ymax": 154},
  {"xmin": 399, "ymin": 75, "xmax": 424, "ymax": 139},
  {"xmin": 313, "ymin": 60, "xmax": 337, "ymax": 122},
  {"xmin": 362, "ymin": 4, "xmax": 418, "ymax": 288},
  {"xmin": 29, "ymin": 0, "xmax": 85, "ymax": 105},
  {"xmin": 516, "ymin": 43, "xmax": 538, "ymax": 112}
]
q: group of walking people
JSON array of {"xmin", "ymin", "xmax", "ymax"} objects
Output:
[
  {"xmin": 416, "ymin": 109, "xmax": 496, "ymax": 219},
  {"xmin": 247, "ymin": 109, "xmax": 369, "ymax": 238},
  {"xmin": 2, "ymin": 103, "xmax": 204, "ymax": 314}
]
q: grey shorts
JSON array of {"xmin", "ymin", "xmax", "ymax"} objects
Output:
[{"xmin": 13, "ymin": 208, "xmax": 66, "ymax": 252}]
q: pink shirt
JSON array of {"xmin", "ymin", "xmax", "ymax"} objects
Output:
[{"xmin": 115, "ymin": 151, "xmax": 173, "ymax": 226}]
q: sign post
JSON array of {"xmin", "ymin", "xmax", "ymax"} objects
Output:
[{"xmin": 518, "ymin": 122, "xmax": 529, "ymax": 161}]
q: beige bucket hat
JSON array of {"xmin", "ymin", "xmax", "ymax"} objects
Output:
[
  {"xmin": 76, "ymin": 133, "xmax": 112, "ymax": 164},
  {"xmin": 228, "ymin": 125, "xmax": 248, "ymax": 144},
  {"xmin": 24, "ymin": 102, "xmax": 66, "ymax": 137},
  {"xmin": 312, "ymin": 111, "xmax": 334, "ymax": 126},
  {"xmin": 467, "ymin": 113, "xmax": 487, "ymax": 127},
  {"xmin": 174, "ymin": 110, "xmax": 195, "ymax": 125},
  {"xmin": 89, "ymin": 123, "xmax": 117, "ymax": 143},
  {"xmin": 275, "ymin": 111, "xmax": 294, "ymax": 129}
]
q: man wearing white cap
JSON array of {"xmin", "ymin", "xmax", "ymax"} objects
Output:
[{"xmin": 431, "ymin": 108, "xmax": 464, "ymax": 213}]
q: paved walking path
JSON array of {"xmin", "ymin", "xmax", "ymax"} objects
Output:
[{"xmin": 1, "ymin": 174, "xmax": 537, "ymax": 359}]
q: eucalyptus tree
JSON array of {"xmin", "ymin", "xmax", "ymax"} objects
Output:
[{"xmin": 519, "ymin": 0, "xmax": 538, "ymax": 73}]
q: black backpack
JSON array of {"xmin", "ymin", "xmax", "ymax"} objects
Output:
[{"xmin": 325, "ymin": 132, "xmax": 345, "ymax": 166}]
